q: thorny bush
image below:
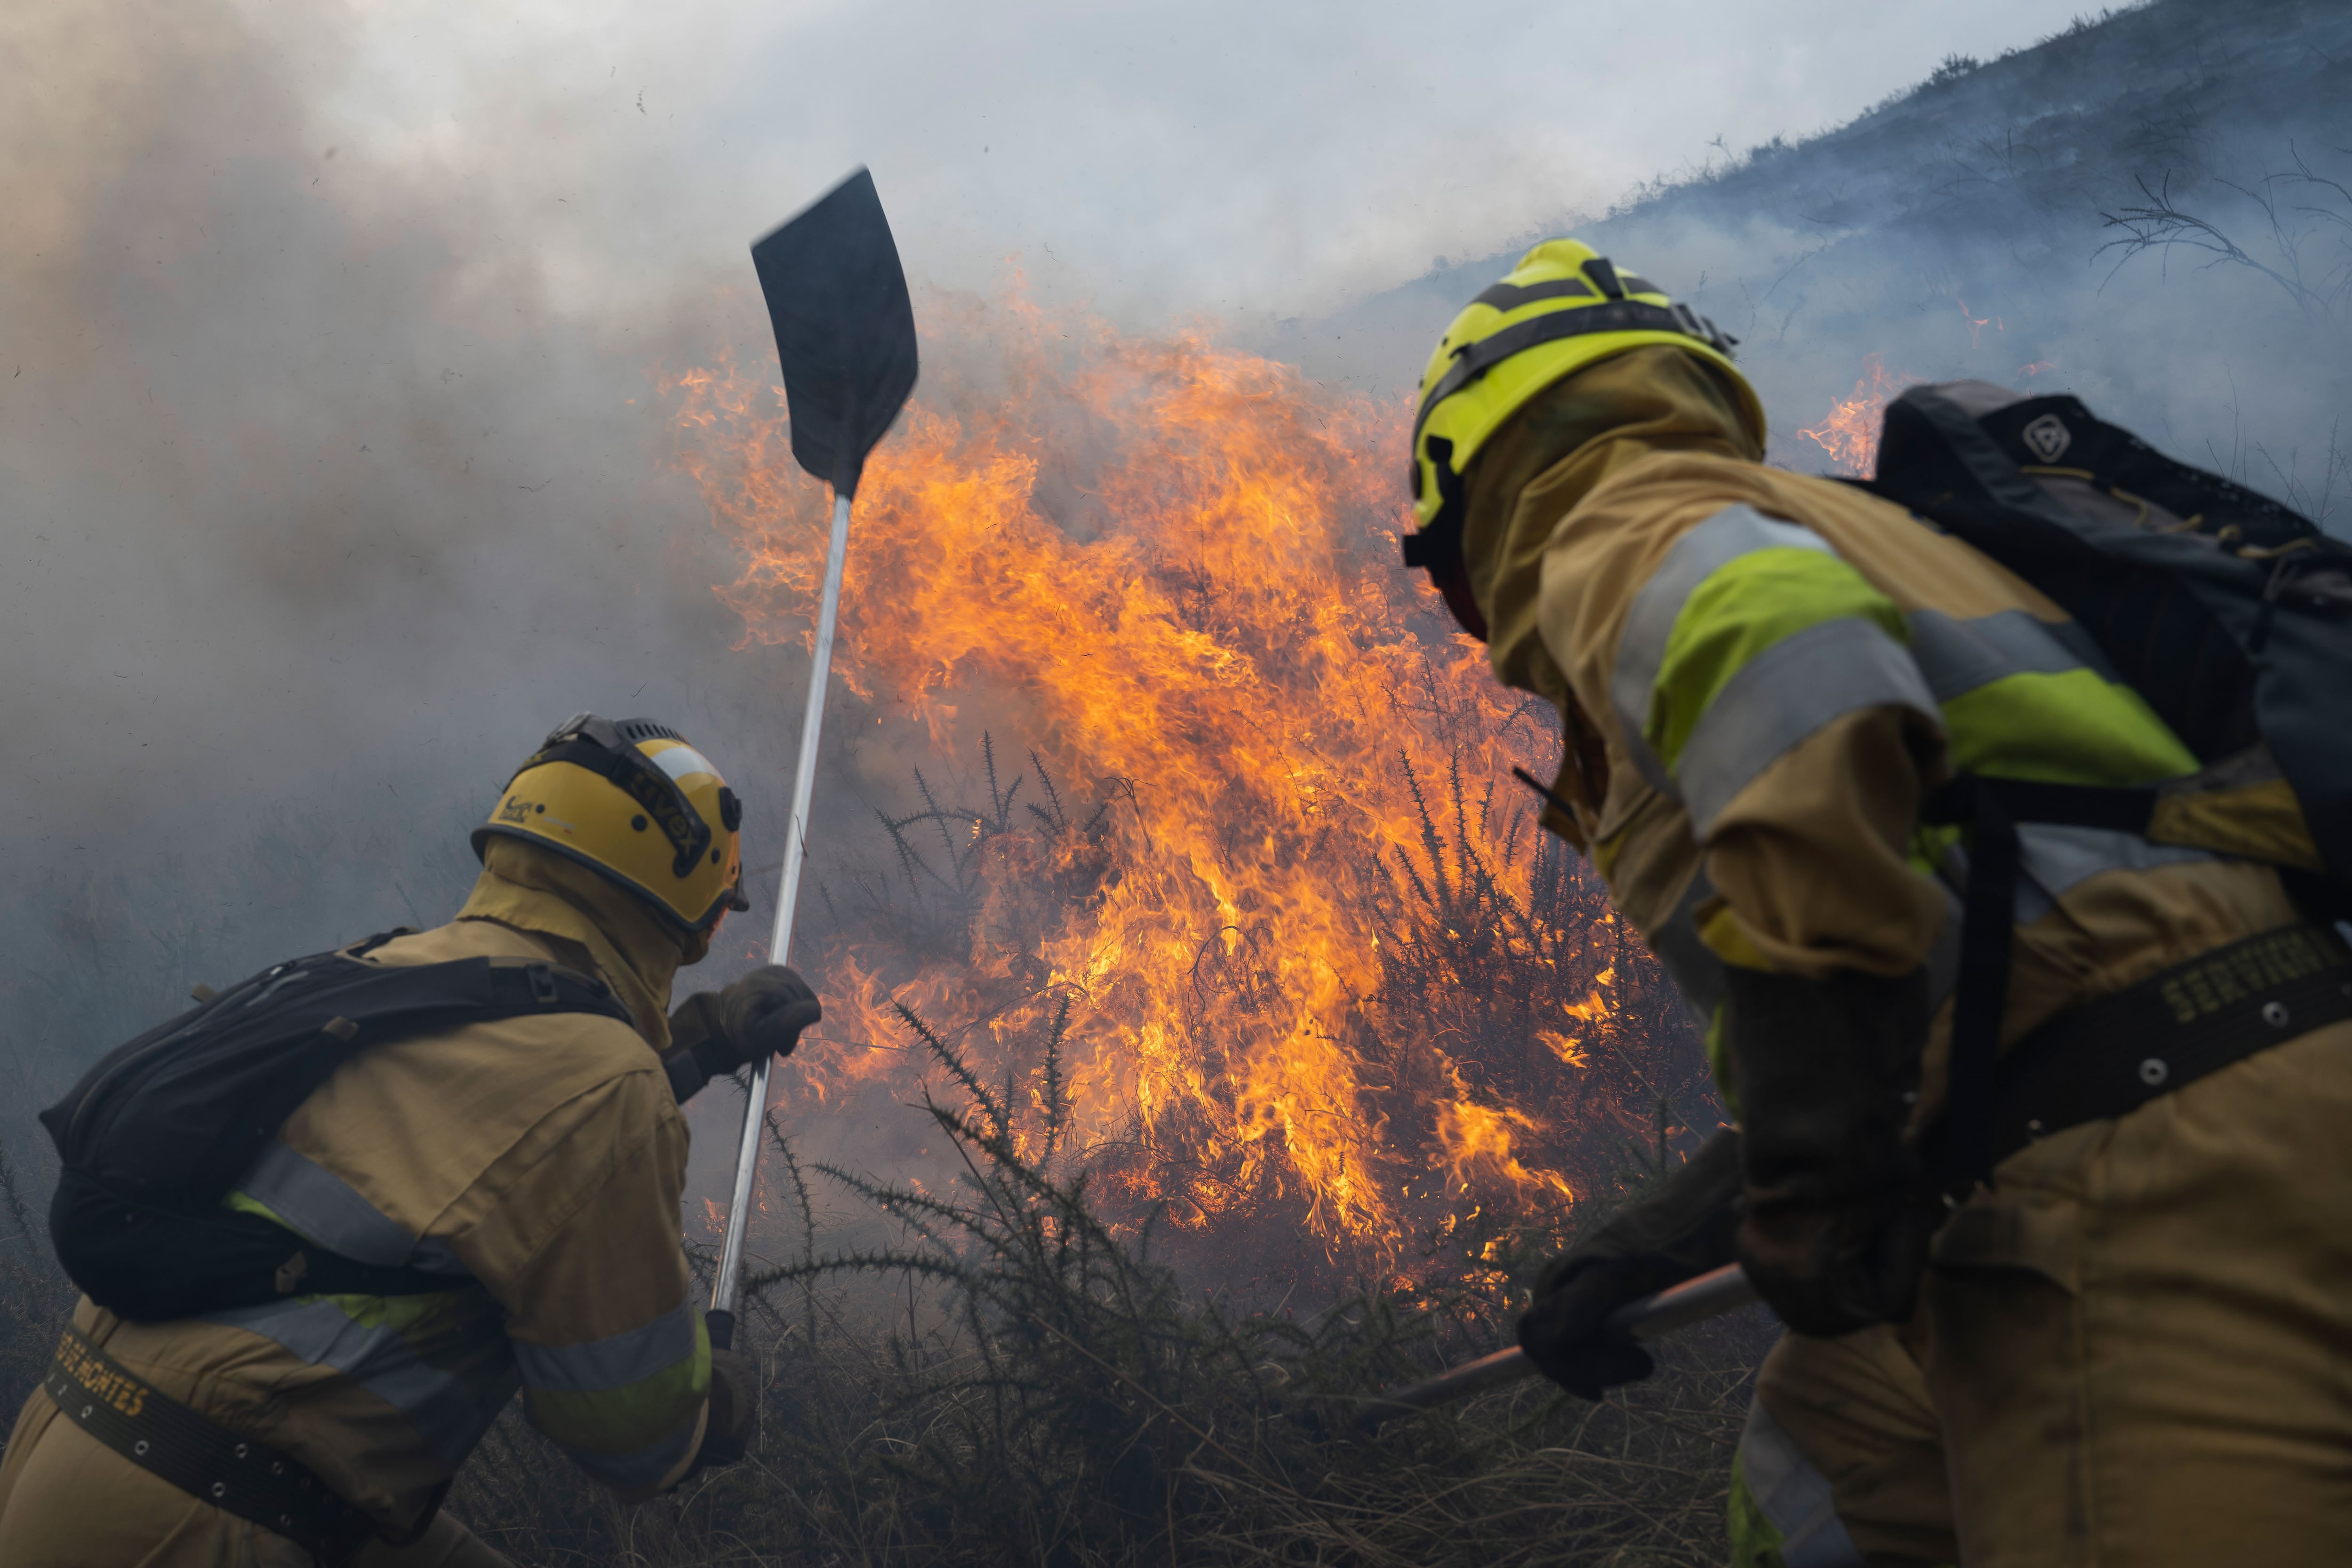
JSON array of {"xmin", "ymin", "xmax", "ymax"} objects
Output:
[{"xmin": 440, "ymin": 1005, "xmax": 1772, "ymax": 1567}]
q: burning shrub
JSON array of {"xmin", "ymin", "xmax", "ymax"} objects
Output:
[
  {"xmin": 763, "ymin": 736, "xmax": 1717, "ymax": 1298},
  {"xmin": 668, "ymin": 298, "xmax": 1719, "ymax": 1286}
]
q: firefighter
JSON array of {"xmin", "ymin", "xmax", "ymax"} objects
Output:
[
  {"xmin": 1402, "ymin": 240, "xmax": 2352, "ymax": 1564},
  {"xmin": 0, "ymin": 714, "xmax": 820, "ymax": 1566}
]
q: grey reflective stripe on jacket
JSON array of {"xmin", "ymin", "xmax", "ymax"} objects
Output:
[
  {"xmin": 1610, "ymin": 505, "xmax": 1939, "ymax": 836},
  {"xmin": 1906, "ymin": 606, "xmax": 2118, "ymax": 700},
  {"xmin": 200, "ymin": 1294, "xmax": 517, "ymax": 1469},
  {"xmin": 1735, "ymin": 1398, "xmax": 1868, "ymax": 1568},
  {"xmin": 1673, "ymin": 618, "xmax": 1936, "ymax": 836},
  {"xmin": 239, "ymin": 1142, "xmax": 468, "ymax": 1275},
  {"xmin": 1611, "ymin": 505, "xmax": 1842, "ymax": 801},
  {"xmin": 1924, "ymin": 814, "xmax": 2213, "ymax": 929},
  {"xmin": 512, "ymin": 1301, "xmax": 707, "ymax": 1488},
  {"xmin": 511, "ymin": 1300, "xmax": 699, "ymax": 1398},
  {"xmin": 2016, "ymin": 825, "xmax": 2215, "ymax": 927}
]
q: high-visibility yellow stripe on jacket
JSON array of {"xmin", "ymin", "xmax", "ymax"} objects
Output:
[{"xmin": 1615, "ymin": 503, "xmax": 2198, "ymax": 825}]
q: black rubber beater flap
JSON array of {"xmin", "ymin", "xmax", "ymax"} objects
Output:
[{"xmin": 750, "ymin": 167, "xmax": 920, "ymax": 500}]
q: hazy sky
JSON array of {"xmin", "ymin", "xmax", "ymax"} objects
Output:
[{"xmin": 240, "ymin": 0, "xmax": 2082, "ymax": 321}]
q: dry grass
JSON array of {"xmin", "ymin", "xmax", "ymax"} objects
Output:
[{"xmin": 442, "ymin": 1009, "xmax": 1770, "ymax": 1567}]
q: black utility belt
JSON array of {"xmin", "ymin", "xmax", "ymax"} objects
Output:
[
  {"xmin": 1941, "ymin": 923, "xmax": 2352, "ymax": 1180},
  {"xmin": 44, "ymin": 1323, "xmax": 377, "ymax": 1563}
]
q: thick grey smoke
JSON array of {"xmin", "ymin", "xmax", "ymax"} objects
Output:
[
  {"xmin": 0, "ymin": 6, "xmax": 784, "ymax": 841},
  {"xmin": 0, "ymin": 4, "xmax": 810, "ymax": 1177}
]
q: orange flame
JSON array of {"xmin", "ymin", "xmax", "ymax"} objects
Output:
[
  {"xmin": 664, "ymin": 288, "xmax": 1670, "ymax": 1270},
  {"xmin": 1434, "ymin": 1100, "xmax": 1574, "ymax": 1203},
  {"xmin": 1797, "ymin": 355, "xmax": 1920, "ymax": 477},
  {"xmin": 1956, "ymin": 296, "xmax": 2002, "ymax": 347}
]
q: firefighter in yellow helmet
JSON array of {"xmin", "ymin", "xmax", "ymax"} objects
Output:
[
  {"xmin": 1408, "ymin": 239, "xmax": 2352, "ymax": 1563},
  {"xmin": 0, "ymin": 714, "xmax": 819, "ymax": 1566}
]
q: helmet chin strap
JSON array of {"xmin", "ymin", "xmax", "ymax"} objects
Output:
[
  {"xmin": 1433, "ymin": 565, "xmax": 1489, "ymax": 643},
  {"xmin": 1402, "ymin": 434, "xmax": 1490, "ymax": 642}
]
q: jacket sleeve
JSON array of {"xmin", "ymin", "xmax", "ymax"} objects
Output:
[
  {"xmin": 455, "ymin": 1065, "xmax": 709, "ymax": 1498},
  {"xmin": 1548, "ymin": 498, "xmax": 1955, "ymax": 983}
]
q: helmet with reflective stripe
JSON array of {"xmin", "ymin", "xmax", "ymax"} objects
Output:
[
  {"xmin": 472, "ymin": 713, "xmax": 753, "ymax": 931},
  {"xmin": 1402, "ymin": 239, "xmax": 1764, "ymax": 576}
]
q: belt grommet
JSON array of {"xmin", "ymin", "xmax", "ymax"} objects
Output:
[
  {"xmin": 2139, "ymin": 1057, "xmax": 2169, "ymax": 1086},
  {"xmin": 281, "ymin": 1515, "xmax": 293, "ymax": 1529},
  {"xmin": 79, "ymin": 1405, "xmax": 92, "ymax": 1420},
  {"xmin": 233, "ymin": 1442, "xmax": 248, "ymax": 1459},
  {"xmin": 133, "ymin": 1439, "xmax": 149, "ymax": 1456},
  {"xmin": 211, "ymin": 1482, "xmax": 227, "ymax": 1499},
  {"xmin": 2262, "ymin": 1000, "xmax": 2291, "ymax": 1028},
  {"xmin": 271, "ymin": 1461, "xmax": 284, "ymax": 1474}
]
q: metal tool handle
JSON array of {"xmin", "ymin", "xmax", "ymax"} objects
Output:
[
  {"xmin": 707, "ymin": 491, "xmax": 853, "ymax": 1350},
  {"xmin": 1359, "ymin": 1262, "xmax": 1759, "ymax": 1425}
]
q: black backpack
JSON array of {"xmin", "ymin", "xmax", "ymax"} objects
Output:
[
  {"xmin": 1858, "ymin": 384, "xmax": 2352, "ymax": 1182},
  {"xmin": 40, "ymin": 931, "xmax": 635, "ymax": 1322}
]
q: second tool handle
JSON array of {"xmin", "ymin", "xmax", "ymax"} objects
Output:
[{"xmin": 1358, "ymin": 1263, "xmax": 1759, "ymax": 1424}]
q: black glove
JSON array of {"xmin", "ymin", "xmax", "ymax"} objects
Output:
[
  {"xmin": 1516, "ymin": 1129, "xmax": 1744, "ymax": 1399},
  {"xmin": 662, "ymin": 967, "xmax": 822, "ymax": 1103},
  {"xmin": 685, "ymin": 1338, "xmax": 760, "ymax": 1474},
  {"xmin": 1727, "ymin": 965, "xmax": 1939, "ymax": 1338}
]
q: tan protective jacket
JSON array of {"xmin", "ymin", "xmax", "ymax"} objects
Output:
[
  {"xmin": 1464, "ymin": 346, "xmax": 2303, "ymax": 1114},
  {"xmin": 0, "ymin": 840, "xmax": 711, "ymax": 1548}
]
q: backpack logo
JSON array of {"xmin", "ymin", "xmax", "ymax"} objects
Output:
[{"xmin": 2021, "ymin": 413, "xmax": 2073, "ymax": 462}]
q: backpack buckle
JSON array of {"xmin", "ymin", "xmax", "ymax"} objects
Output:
[{"xmin": 526, "ymin": 964, "xmax": 558, "ymax": 1005}]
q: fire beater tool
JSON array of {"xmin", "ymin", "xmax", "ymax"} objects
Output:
[
  {"xmin": 707, "ymin": 167, "xmax": 920, "ymax": 1352},
  {"xmin": 1357, "ymin": 1262, "xmax": 1758, "ymax": 1430}
]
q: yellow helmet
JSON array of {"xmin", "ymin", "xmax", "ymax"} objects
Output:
[
  {"xmin": 472, "ymin": 713, "xmax": 752, "ymax": 931},
  {"xmin": 1402, "ymin": 239, "xmax": 1762, "ymax": 574}
]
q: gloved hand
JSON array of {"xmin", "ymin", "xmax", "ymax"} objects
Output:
[
  {"xmin": 690, "ymin": 1341, "xmax": 760, "ymax": 1471},
  {"xmin": 662, "ymin": 967, "xmax": 822, "ymax": 1102},
  {"xmin": 1726, "ymin": 965, "xmax": 1939, "ymax": 1338},
  {"xmin": 1517, "ymin": 1129, "xmax": 1744, "ymax": 1399}
]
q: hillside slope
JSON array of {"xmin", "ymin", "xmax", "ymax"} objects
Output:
[{"xmin": 1275, "ymin": 0, "xmax": 2352, "ymax": 524}]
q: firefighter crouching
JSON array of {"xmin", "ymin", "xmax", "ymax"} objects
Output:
[
  {"xmin": 1404, "ymin": 240, "xmax": 2352, "ymax": 1564},
  {"xmin": 0, "ymin": 715, "xmax": 819, "ymax": 1565}
]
